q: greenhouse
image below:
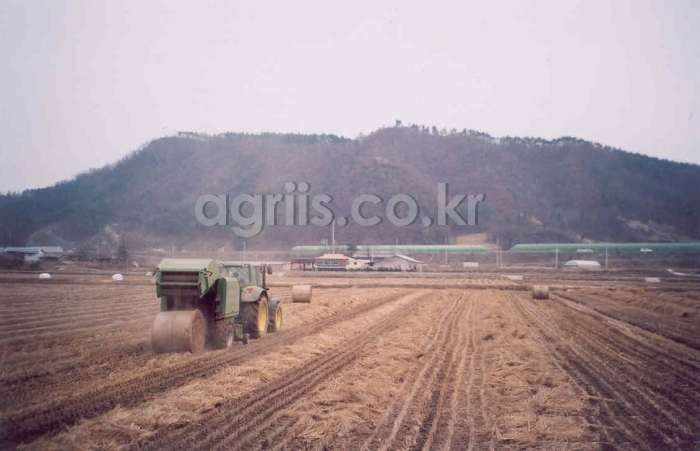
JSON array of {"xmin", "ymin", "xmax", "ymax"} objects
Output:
[
  {"xmin": 290, "ymin": 244, "xmax": 489, "ymax": 255},
  {"xmin": 508, "ymin": 242, "xmax": 700, "ymax": 253}
]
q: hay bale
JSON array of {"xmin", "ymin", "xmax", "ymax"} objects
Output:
[
  {"xmin": 644, "ymin": 277, "xmax": 661, "ymax": 283},
  {"xmin": 292, "ymin": 284, "xmax": 313, "ymax": 303},
  {"xmin": 533, "ymin": 285, "xmax": 549, "ymax": 300},
  {"xmin": 38, "ymin": 273, "xmax": 51, "ymax": 279},
  {"xmin": 112, "ymin": 274, "xmax": 124, "ymax": 281},
  {"xmin": 152, "ymin": 309, "xmax": 206, "ymax": 353}
]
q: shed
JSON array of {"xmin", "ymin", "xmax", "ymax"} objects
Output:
[
  {"xmin": 373, "ymin": 254, "xmax": 425, "ymax": 272},
  {"xmin": 3, "ymin": 247, "xmax": 45, "ymax": 263},
  {"xmin": 290, "ymin": 258, "xmax": 316, "ymax": 271},
  {"xmin": 347, "ymin": 258, "xmax": 371, "ymax": 270},
  {"xmin": 315, "ymin": 254, "xmax": 350, "ymax": 271},
  {"xmin": 563, "ymin": 260, "xmax": 601, "ymax": 268}
]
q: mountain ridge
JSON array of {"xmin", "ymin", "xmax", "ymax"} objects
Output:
[{"xmin": 1, "ymin": 126, "xmax": 698, "ymax": 252}]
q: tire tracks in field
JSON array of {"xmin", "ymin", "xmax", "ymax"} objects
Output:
[
  {"xmin": 547, "ymin": 295, "xmax": 700, "ymax": 439},
  {"xmin": 261, "ymin": 292, "xmax": 462, "ymax": 451},
  {"xmin": 556, "ymin": 292, "xmax": 700, "ymax": 374},
  {"xmin": 424, "ymin": 291, "xmax": 489, "ymax": 451},
  {"xmin": 0, "ymin": 290, "xmax": 413, "ymax": 448},
  {"xmin": 501, "ymin": 291, "xmax": 615, "ymax": 445},
  {"xmin": 137, "ymin": 291, "xmax": 428, "ymax": 451},
  {"xmin": 356, "ymin": 292, "xmax": 486, "ymax": 451},
  {"xmin": 557, "ymin": 291, "xmax": 700, "ymax": 351},
  {"xmin": 0, "ymin": 341, "xmax": 153, "ymax": 411},
  {"xmin": 421, "ymin": 292, "xmax": 481, "ymax": 451},
  {"xmin": 0, "ymin": 303, "xmax": 156, "ymax": 332},
  {"xmin": 510, "ymin": 291, "xmax": 698, "ymax": 450},
  {"xmin": 552, "ymin": 293, "xmax": 700, "ymax": 409},
  {"xmin": 360, "ymin": 295, "xmax": 464, "ymax": 451}
]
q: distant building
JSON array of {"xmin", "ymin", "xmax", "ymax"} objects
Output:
[
  {"xmin": 563, "ymin": 260, "xmax": 601, "ymax": 268},
  {"xmin": 315, "ymin": 254, "xmax": 350, "ymax": 271},
  {"xmin": 3, "ymin": 246, "xmax": 64, "ymax": 263},
  {"xmin": 373, "ymin": 254, "xmax": 425, "ymax": 272},
  {"xmin": 290, "ymin": 258, "xmax": 316, "ymax": 271},
  {"xmin": 347, "ymin": 258, "xmax": 371, "ymax": 270}
]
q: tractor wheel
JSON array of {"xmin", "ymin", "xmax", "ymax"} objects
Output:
[
  {"xmin": 212, "ymin": 320, "xmax": 235, "ymax": 349},
  {"xmin": 268, "ymin": 299, "xmax": 283, "ymax": 333},
  {"xmin": 242, "ymin": 296, "xmax": 268, "ymax": 339}
]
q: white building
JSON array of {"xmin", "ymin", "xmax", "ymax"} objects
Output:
[
  {"xmin": 373, "ymin": 254, "xmax": 425, "ymax": 272},
  {"xmin": 563, "ymin": 260, "xmax": 601, "ymax": 268}
]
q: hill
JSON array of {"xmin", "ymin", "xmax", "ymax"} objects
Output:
[{"xmin": 1, "ymin": 126, "xmax": 698, "ymax": 253}]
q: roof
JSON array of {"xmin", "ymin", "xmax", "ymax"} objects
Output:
[
  {"xmin": 157, "ymin": 258, "xmax": 215, "ymax": 270},
  {"xmin": 315, "ymin": 254, "xmax": 349, "ymax": 260},
  {"xmin": 564, "ymin": 260, "xmax": 601, "ymax": 267},
  {"xmin": 3, "ymin": 247, "xmax": 43, "ymax": 254},
  {"xmin": 220, "ymin": 261, "xmax": 276, "ymax": 267},
  {"xmin": 378, "ymin": 254, "xmax": 425, "ymax": 264}
]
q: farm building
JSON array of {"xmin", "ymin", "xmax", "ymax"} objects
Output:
[
  {"xmin": 290, "ymin": 258, "xmax": 316, "ymax": 271},
  {"xmin": 3, "ymin": 246, "xmax": 64, "ymax": 263},
  {"xmin": 347, "ymin": 259, "xmax": 371, "ymax": 270},
  {"xmin": 373, "ymin": 254, "xmax": 425, "ymax": 272},
  {"xmin": 315, "ymin": 254, "xmax": 350, "ymax": 271},
  {"xmin": 563, "ymin": 260, "xmax": 601, "ymax": 268}
]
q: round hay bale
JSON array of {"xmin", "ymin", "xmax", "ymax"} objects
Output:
[
  {"xmin": 112, "ymin": 273, "xmax": 124, "ymax": 281},
  {"xmin": 533, "ymin": 285, "xmax": 550, "ymax": 300},
  {"xmin": 152, "ymin": 309, "xmax": 206, "ymax": 353},
  {"xmin": 292, "ymin": 284, "xmax": 313, "ymax": 303},
  {"xmin": 38, "ymin": 273, "xmax": 51, "ymax": 279}
]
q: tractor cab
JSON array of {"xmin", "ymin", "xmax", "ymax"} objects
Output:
[{"xmin": 220, "ymin": 262, "xmax": 272, "ymax": 290}]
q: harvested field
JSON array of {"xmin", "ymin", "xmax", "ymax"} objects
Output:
[{"xmin": 1, "ymin": 272, "xmax": 699, "ymax": 450}]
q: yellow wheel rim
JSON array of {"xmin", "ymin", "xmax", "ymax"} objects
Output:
[
  {"xmin": 258, "ymin": 303, "xmax": 268, "ymax": 332},
  {"xmin": 275, "ymin": 309, "xmax": 282, "ymax": 328}
]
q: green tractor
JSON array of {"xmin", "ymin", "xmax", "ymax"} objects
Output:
[{"xmin": 151, "ymin": 258, "xmax": 283, "ymax": 353}]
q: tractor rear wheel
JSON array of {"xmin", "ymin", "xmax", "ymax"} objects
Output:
[
  {"xmin": 242, "ymin": 296, "xmax": 268, "ymax": 339},
  {"xmin": 268, "ymin": 299, "xmax": 282, "ymax": 333},
  {"xmin": 212, "ymin": 320, "xmax": 235, "ymax": 349}
]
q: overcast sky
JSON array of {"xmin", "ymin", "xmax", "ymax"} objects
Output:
[{"xmin": 1, "ymin": 0, "xmax": 698, "ymax": 193}]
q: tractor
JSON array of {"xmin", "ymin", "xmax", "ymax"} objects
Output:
[{"xmin": 151, "ymin": 258, "xmax": 282, "ymax": 353}]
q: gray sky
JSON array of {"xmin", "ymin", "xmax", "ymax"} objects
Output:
[{"xmin": 1, "ymin": 0, "xmax": 698, "ymax": 193}]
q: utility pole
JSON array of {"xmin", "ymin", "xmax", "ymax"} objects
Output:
[
  {"xmin": 605, "ymin": 240, "xmax": 608, "ymax": 270},
  {"xmin": 555, "ymin": 248, "xmax": 559, "ymax": 269},
  {"xmin": 496, "ymin": 239, "xmax": 500, "ymax": 268},
  {"xmin": 171, "ymin": 238, "xmax": 174, "ymax": 258},
  {"xmin": 444, "ymin": 237, "xmax": 447, "ymax": 267},
  {"xmin": 243, "ymin": 239, "xmax": 247, "ymax": 263},
  {"xmin": 331, "ymin": 220, "xmax": 335, "ymax": 254}
]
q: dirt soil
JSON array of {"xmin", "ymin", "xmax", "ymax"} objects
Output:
[{"xmin": 1, "ymin": 272, "xmax": 699, "ymax": 450}]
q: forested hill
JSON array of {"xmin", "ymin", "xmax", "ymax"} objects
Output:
[{"xmin": 1, "ymin": 126, "xmax": 698, "ymax": 252}]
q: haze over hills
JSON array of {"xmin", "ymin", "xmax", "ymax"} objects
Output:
[{"xmin": 1, "ymin": 126, "xmax": 698, "ymax": 253}]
